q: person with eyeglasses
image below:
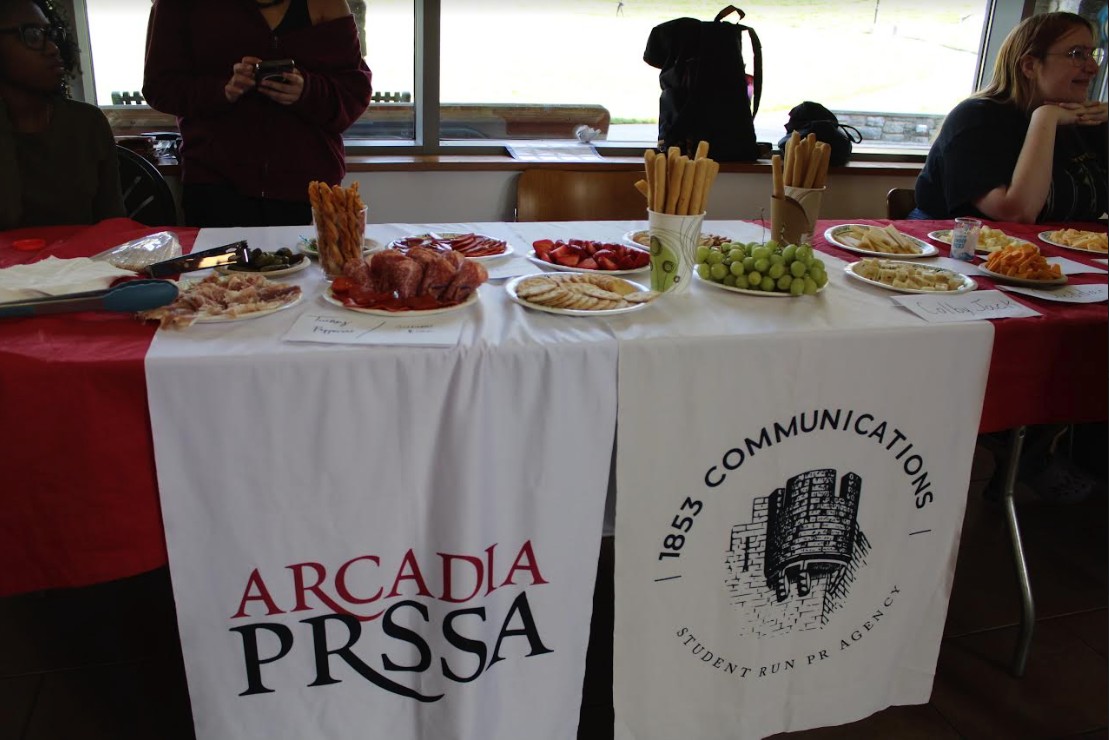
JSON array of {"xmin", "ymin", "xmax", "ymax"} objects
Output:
[
  {"xmin": 914, "ymin": 12, "xmax": 1107, "ymax": 223},
  {"xmin": 142, "ymin": 0, "xmax": 372, "ymax": 228},
  {"xmin": 0, "ymin": 0, "xmax": 124, "ymax": 230}
]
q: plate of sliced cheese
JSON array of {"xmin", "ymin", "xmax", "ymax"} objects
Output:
[
  {"xmin": 845, "ymin": 259, "xmax": 976, "ymax": 294},
  {"xmin": 824, "ymin": 224, "xmax": 937, "ymax": 258}
]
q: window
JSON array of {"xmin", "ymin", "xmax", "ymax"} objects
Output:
[{"xmin": 71, "ymin": 0, "xmax": 1024, "ymax": 155}]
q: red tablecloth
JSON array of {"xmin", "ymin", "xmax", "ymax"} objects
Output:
[
  {"xmin": 0, "ymin": 218, "xmax": 1104, "ymax": 596},
  {"xmin": 0, "ymin": 219, "xmax": 198, "ymax": 595},
  {"xmin": 814, "ymin": 219, "xmax": 1108, "ymax": 433}
]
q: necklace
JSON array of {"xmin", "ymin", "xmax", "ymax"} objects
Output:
[{"xmin": 255, "ymin": 0, "xmax": 285, "ymax": 8}]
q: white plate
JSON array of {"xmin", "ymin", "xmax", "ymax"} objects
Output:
[
  {"xmin": 217, "ymin": 255, "xmax": 311, "ymax": 278},
  {"xmin": 694, "ymin": 271, "xmax": 826, "ymax": 297},
  {"xmin": 525, "ymin": 250, "xmax": 649, "ymax": 275},
  {"xmin": 622, "ymin": 230, "xmax": 734, "ymax": 250},
  {"xmin": 299, "ymin": 237, "xmax": 381, "ymax": 257},
  {"xmin": 322, "ymin": 286, "xmax": 479, "ymax": 316},
  {"xmin": 844, "ymin": 261, "xmax": 976, "ymax": 295},
  {"xmin": 977, "ymin": 264, "xmax": 1067, "ymax": 287},
  {"xmin": 824, "ymin": 225, "xmax": 937, "ymax": 258},
  {"xmin": 505, "ymin": 274, "xmax": 650, "ymax": 316},
  {"xmin": 388, "ymin": 233, "xmax": 513, "ymax": 261},
  {"xmin": 195, "ymin": 292, "xmax": 303, "ymax": 322},
  {"xmin": 1038, "ymin": 230, "xmax": 1109, "ymax": 254},
  {"xmin": 929, "ymin": 229, "xmax": 1036, "ymax": 254}
]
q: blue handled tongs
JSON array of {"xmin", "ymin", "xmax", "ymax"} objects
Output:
[{"xmin": 0, "ymin": 279, "xmax": 180, "ymax": 318}]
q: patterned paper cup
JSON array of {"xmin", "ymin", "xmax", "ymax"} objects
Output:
[
  {"xmin": 647, "ymin": 209, "xmax": 705, "ymax": 295},
  {"xmin": 771, "ymin": 187, "xmax": 825, "ymax": 246}
]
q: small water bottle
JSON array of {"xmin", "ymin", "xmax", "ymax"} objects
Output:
[{"xmin": 950, "ymin": 217, "xmax": 981, "ymax": 261}]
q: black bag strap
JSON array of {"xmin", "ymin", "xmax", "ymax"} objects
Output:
[
  {"xmin": 840, "ymin": 123, "xmax": 863, "ymax": 143},
  {"xmin": 710, "ymin": 6, "xmax": 762, "ymax": 118}
]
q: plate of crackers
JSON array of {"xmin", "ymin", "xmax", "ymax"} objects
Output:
[{"xmin": 506, "ymin": 273, "xmax": 658, "ymax": 316}]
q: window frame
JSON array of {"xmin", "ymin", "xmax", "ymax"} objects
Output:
[{"xmin": 66, "ymin": 0, "xmax": 1029, "ymax": 163}]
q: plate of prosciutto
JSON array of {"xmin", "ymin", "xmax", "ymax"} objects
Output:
[
  {"xmin": 388, "ymin": 232, "xmax": 512, "ymax": 261},
  {"xmin": 325, "ymin": 246, "xmax": 488, "ymax": 315}
]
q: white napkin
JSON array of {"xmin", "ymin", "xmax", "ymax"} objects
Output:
[{"xmin": 0, "ymin": 256, "xmax": 136, "ymax": 302}]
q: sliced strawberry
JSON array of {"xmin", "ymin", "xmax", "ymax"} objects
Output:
[
  {"xmin": 578, "ymin": 258, "xmax": 598, "ymax": 270},
  {"xmin": 549, "ymin": 245, "xmax": 580, "ymax": 267},
  {"xmin": 533, "ymin": 239, "xmax": 554, "ymax": 261}
]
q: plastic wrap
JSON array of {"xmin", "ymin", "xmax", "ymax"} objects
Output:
[{"xmin": 92, "ymin": 231, "xmax": 182, "ymax": 273}]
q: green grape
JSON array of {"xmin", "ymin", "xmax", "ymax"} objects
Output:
[
  {"xmin": 706, "ymin": 249, "xmax": 724, "ymax": 265},
  {"xmin": 777, "ymin": 274, "xmax": 793, "ymax": 291},
  {"xmin": 782, "ymin": 244, "xmax": 797, "ymax": 263},
  {"xmin": 768, "ymin": 263, "xmax": 785, "ymax": 280},
  {"xmin": 695, "ymin": 245, "xmax": 710, "ymax": 263},
  {"xmin": 721, "ymin": 253, "xmax": 732, "ymax": 266},
  {"xmin": 752, "ymin": 246, "xmax": 771, "ymax": 261},
  {"xmin": 813, "ymin": 270, "xmax": 829, "ymax": 288},
  {"xmin": 710, "ymin": 262, "xmax": 729, "ymax": 281},
  {"xmin": 760, "ymin": 276, "xmax": 776, "ymax": 292},
  {"xmin": 765, "ymin": 240, "xmax": 779, "ymax": 251},
  {"xmin": 803, "ymin": 276, "xmax": 818, "ymax": 295},
  {"xmin": 796, "ymin": 245, "xmax": 814, "ymax": 263},
  {"xmin": 723, "ymin": 274, "xmax": 736, "ymax": 287},
  {"xmin": 729, "ymin": 260, "xmax": 745, "ymax": 277},
  {"xmin": 742, "ymin": 256, "xmax": 756, "ymax": 271},
  {"xmin": 747, "ymin": 270, "xmax": 762, "ymax": 285},
  {"xmin": 812, "ymin": 257, "xmax": 826, "ymax": 271},
  {"xmin": 769, "ymin": 253, "xmax": 785, "ymax": 266},
  {"xmin": 696, "ymin": 263, "xmax": 711, "ymax": 280},
  {"xmin": 790, "ymin": 260, "xmax": 807, "ymax": 278},
  {"xmin": 754, "ymin": 257, "xmax": 770, "ymax": 273},
  {"xmin": 790, "ymin": 277, "xmax": 806, "ymax": 296},
  {"xmin": 728, "ymin": 248, "xmax": 745, "ymax": 262},
  {"xmin": 734, "ymin": 274, "xmax": 750, "ymax": 289}
]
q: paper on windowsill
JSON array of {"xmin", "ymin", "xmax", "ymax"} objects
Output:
[
  {"xmin": 890, "ymin": 289, "xmax": 1041, "ymax": 322},
  {"xmin": 282, "ymin": 310, "xmax": 464, "ymax": 346}
]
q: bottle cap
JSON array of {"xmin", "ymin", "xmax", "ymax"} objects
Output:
[{"xmin": 12, "ymin": 238, "xmax": 46, "ymax": 252}]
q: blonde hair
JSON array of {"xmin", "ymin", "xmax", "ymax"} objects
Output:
[{"xmin": 976, "ymin": 12, "xmax": 1095, "ymax": 110}]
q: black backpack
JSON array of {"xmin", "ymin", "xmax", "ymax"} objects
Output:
[
  {"xmin": 776, "ymin": 102, "xmax": 862, "ymax": 167},
  {"xmin": 644, "ymin": 5, "xmax": 762, "ymax": 162}
]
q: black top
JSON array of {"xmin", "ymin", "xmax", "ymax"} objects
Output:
[
  {"xmin": 273, "ymin": 0, "xmax": 310, "ymax": 35},
  {"xmin": 915, "ymin": 98, "xmax": 1108, "ymax": 222}
]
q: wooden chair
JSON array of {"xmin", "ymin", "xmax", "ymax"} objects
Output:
[
  {"xmin": 886, "ymin": 188, "xmax": 916, "ymax": 220},
  {"xmin": 515, "ymin": 169, "xmax": 647, "ymax": 221}
]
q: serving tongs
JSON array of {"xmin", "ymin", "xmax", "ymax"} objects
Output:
[
  {"xmin": 143, "ymin": 240, "xmax": 249, "ymax": 278},
  {"xmin": 0, "ymin": 279, "xmax": 179, "ymax": 318}
]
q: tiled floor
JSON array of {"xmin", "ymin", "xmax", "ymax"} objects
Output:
[{"xmin": 2, "ymin": 439, "xmax": 1105, "ymax": 740}]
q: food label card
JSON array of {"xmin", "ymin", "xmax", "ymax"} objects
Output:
[
  {"xmin": 1046, "ymin": 256, "xmax": 1108, "ymax": 276},
  {"xmin": 485, "ymin": 258, "xmax": 536, "ymax": 281},
  {"xmin": 999, "ymin": 283, "xmax": 1109, "ymax": 304},
  {"xmin": 282, "ymin": 310, "xmax": 464, "ymax": 346},
  {"xmin": 891, "ymin": 289, "xmax": 1041, "ymax": 322}
]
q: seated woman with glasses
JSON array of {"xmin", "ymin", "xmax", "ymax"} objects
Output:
[
  {"xmin": 914, "ymin": 12, "xmax": 1107, "ymax": 223},
  {"xmin": 0, "ymin": 0, "xmax": 124, "ymax": 230}
]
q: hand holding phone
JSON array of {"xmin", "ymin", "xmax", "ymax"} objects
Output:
[{"xmin": 255, "ymin": 58, "xmax": 296, "ymax": 85}]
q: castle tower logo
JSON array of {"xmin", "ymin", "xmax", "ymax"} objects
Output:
[{"xmin": 724, "ymin": 468, "xmax": 870, "ymax": 637}]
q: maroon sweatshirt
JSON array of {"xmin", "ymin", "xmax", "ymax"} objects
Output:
[{"xmin": 142, "ymin": 0, "xmax": 372, "ymax": 203}]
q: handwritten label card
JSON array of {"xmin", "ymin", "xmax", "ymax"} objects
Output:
[
  {"xmin": 1045, "ymin": 256, "xmax": 1108, "ymax": 276},
  {"xmin": 890, "ymin": 289, "xmax": 1041, "ymax": 322},
  {"xmin": 999, "ymin": 283, "xmax": 1109, "ymax": 304},
  {"xmin": 282, "ymin": 310, "xmax": 464, "ymax": 347}
]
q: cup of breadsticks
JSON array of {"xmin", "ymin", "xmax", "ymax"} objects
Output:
[
  {"xmin": 634, "ymin": 142, "xmax": 720, "ymax": 295},
  {"xmin": 309, "ymin": 181, "xmax": 367, "ymax": 278},
  {"xmin": 770, "ymin": 131, "xmax": 831, "ymax": 246}
]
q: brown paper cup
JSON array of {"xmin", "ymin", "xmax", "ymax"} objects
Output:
[{"xmin": 770, "ymin": 187, "xmax": 826, "ymax": 246}]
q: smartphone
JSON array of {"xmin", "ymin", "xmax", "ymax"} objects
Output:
[{"xmin": 255, "ymin": 59, "xmax": 295, "ymax": 84}]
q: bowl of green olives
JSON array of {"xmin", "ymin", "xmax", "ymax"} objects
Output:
[{"xmin": 221, "ymin": 247, "xmax": 310, "ymax": 277}]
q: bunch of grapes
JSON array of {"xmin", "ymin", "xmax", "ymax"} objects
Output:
[{"xmin": 694, "ymin": 241, "xmax": 828, "ymax": 296}]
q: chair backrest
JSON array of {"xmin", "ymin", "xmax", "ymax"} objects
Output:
[
  {"xmin": 886, "ymin": 187, "xmax": 916, "ymax": 220},
  {"xmin": 515, "ymin": 169, "xmax": 647, "ymax": 221},
  {"xmin": 116, "ymin": 145, "xmax": 178, "ymax": 226}
]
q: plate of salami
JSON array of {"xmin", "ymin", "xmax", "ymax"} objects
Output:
[
  {"xmin": 323, "ymin": 286, "xmax": 480, "ymax": 316},
  {"xmin": 388, "ymin": 233, "xmax": 512, "ymax": 260}
]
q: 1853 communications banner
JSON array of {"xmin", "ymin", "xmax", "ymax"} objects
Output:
[
  {"xmin": 614, "ymin": 323, "xmax": 992, "ymax": 739},
  {"xmin": 146, "ymin": 331, "xmax": 617, "ymax": 740}
]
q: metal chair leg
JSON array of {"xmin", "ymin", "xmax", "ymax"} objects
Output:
[{"xmin": 1001, "ymin": 425, "xmax": 1034, "ymax": 677}]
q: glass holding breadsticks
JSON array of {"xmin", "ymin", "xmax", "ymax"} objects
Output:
[{"xmin": 309, "ymin": 181, "xmax": 367, "ymax": 278}]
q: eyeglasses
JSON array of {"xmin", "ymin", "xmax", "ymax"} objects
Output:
[
  {"xmin": 0, "ymin": 23, "xmax": 66, "ymax": 51},
  {"xmin": 1044, "ymin": 46, "xmax": 1106, "ymax": 67}
]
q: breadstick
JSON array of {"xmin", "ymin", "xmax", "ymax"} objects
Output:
[
  {"xmin": 688, "ymin": 158, "xmax": 711, "ymax": 216},
  {"xmin": 771, "ymin": 153, "xmax": 784, "ymax": 199},
  {"xmin": 694, "ymin": 140, "xmax": 710, "ymax": 161},
  {"xmin": 785, "ymin": 131, "xmax": 801, "ymax": 187},
  {"xmin": 675, "ymin": 158, "xmax": 695, "ymax": 215},
  {"xmin": 813, "ymin": 142, "xmax": 832, "ymax": 188},
  {"xmin": 644, "ymin": 149, "xmax": 657, "ymax": 212},
  {"xmin": 634, "ymin": 179, "xmax": 649, "ymax": 201},
  {"xmin": 653, "ymin": 153, "xmax": 667, "ymax": 213},
  {"xmin": 665, "ymin": 152, "xmax": 684, "ymax": 214},
  {"xmin": 702, "ymin": 160, "xmax": 720, "ymax": 214},
  {"xmin": 801, "ymin": 144, "xmax": 821, "ymax": 188}
]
